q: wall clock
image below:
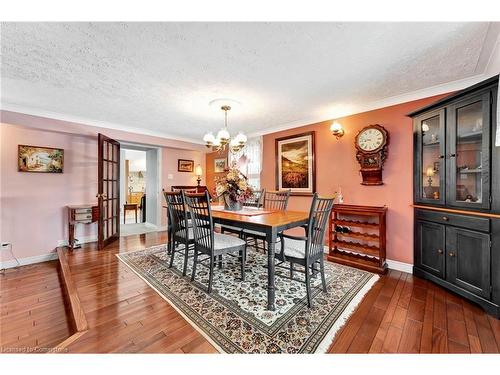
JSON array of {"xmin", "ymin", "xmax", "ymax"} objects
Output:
[{"xmin": 354, "ymin": 124, "xmax": 389, "ymax": 185}]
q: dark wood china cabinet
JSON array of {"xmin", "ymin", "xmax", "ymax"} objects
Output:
[{"xmin": 410, "ymin": 75, "xmax": 499, "ymax": 318}]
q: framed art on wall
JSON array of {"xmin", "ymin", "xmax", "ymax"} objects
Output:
[
  {"xmin": 18, "ymin": 145, "xmax": 64, "ymax": 173},
  {"xmin": 214, "ymin": 158, "xmax": 227, "ymax": 173},
  {"xmin": 177, "ymin": 159, "xmax": 194, "ymax": 172},
  {"xmin": 275, "ymin": 131, "xmax": 316, "ymax": 195}
]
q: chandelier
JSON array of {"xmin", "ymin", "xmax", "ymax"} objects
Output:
[{"xmin": 203, "ymin": 104, "xmax": 247, "ymax": 153}]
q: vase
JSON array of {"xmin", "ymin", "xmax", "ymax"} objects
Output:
[{"xmin": 223, "ymin": 195, "xmax": 242, "ymax": 211}]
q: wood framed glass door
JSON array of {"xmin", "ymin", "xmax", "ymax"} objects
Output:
[
  {"xmin": 446, "ymin": 92, "xmax": 491, "ymax": 209},
  {"xmin": 414, "ymin": 108, "xmax": 446, "ymax": 205},
  {"xmin": 97, "ymin": 133, "xmax": 120, "ymax": 249}
]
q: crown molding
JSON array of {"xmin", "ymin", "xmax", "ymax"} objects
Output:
[
  {"xmin": 0, "ymin": 102, "xmax": 205, "ymax": 145},
  {"xmin": 247, "ymin": 73, "xmax": 490, "ymax": 137}
]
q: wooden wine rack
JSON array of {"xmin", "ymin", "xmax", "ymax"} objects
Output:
[{"xmin": 328, "ymin": 204, "xmax": 387, "ymax": 274}]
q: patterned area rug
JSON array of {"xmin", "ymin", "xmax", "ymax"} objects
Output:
[{"xmin": 117, "ymin": 244, "xmax": 378, "ymax": 353}]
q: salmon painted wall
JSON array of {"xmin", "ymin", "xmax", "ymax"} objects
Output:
[
  {"xmin": 0, "ymin": 111, "xmax": 205, "ymax": 263},
  {"xmin": 261, "ymin": 94, "xmax": 449, "ymax": 265},
  {"xmin": 205, "ymin": 149, "xmax": 228, "ymax": 197}
]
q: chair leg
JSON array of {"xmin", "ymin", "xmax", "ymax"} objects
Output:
[
  {"xmin": 320, "ymin": 257, "xmax": 327, "ymax": 293},
  {"xmin": 290, "ymin": 262, "xmax": 294, "ymax": 278},
  {"xmin": 208, "ymin": 255, "xmax": 215, "ymax": 294},
  {"xmin": 191, "ymin": 248, "xmax": 198, "ymax": 281},
  {"xmin": 304, "ymin": 263, "xmax": 312, "ymax": 308},
  {"xmin": 182, "ymin": 240, "xmax": 189, "ymax": 276},
  {"xmin": 240, "ymin": 246, "xmax": 246, "ymax": 281},
  {"xmin": 218, "ymin": 254, "xmax": 223, "ymax": 269},
  {"xmin": 169, "ymin": 240, "xmax": 176, "ymax": 268}
]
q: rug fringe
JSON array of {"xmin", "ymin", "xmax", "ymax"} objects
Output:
[{"xmin": 314, "ymin": 274, "xmax": 380, "ymax": 353}]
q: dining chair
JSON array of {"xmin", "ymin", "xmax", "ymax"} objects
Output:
[
  {"xmin": 275, "ymin": 193, "xmax": 334, "ymax": 308},
  {"xmin": 243, "ymin": 189, "xmax": 291, "ymax": 252},
  {"xmin": 164, "ymin": 191, "xmax": 194, "ymax": 276},
  {"xmin": 220, "ymin": 189, "xmax": 266, "ymax": 237},
  {"xmin": 183, "ymin": 191, "xmax": 247, "ymax": 294}
]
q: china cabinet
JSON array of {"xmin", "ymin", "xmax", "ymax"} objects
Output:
[{"xmin": 409, "ymin": 75, "xmax": 499, "ymax": 317}]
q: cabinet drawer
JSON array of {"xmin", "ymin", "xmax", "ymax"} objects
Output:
[
  {"xmin": 415, "ymin": 209, "xmax": 490, "ymax": 232},
  {"xmin": 75, "ymin": 213, "xmax": 93, "ymax": 221},
  {"xmin": 75, "ymin": 208, "xmax": 92, "ymax": 214}
]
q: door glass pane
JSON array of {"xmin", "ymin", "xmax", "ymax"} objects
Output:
[
  {"xmin": 421, "ymin": 115, "xmax": 441, "ymax": 200},
  {"xmin": 455, "ymin": 101, "xmax": 483, "ymax": 203}
]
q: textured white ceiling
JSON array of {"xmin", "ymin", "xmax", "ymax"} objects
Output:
[{"xmin": 1, "ymin": 22, "xmax": 497, "ymax": 143}]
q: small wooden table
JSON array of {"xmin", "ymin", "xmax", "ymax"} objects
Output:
[
  {"xmin": 67, "ymin": 204, "xmax": 99, "ymax": 250},
  {"xmin": 123, "ymin": 203, "xmax": 138, "ymax": 224}
]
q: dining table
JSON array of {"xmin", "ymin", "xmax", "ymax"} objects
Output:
[{"xmin": 210, "ymin": 206, "xmax": 309, "ymax": 311}]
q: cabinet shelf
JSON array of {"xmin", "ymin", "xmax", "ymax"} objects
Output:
[
  {"xmin": 336, "ymin": 231, "xmax": 380, "ymax": 241},
  {"xmin": 332, "ymin": 240, "xmax": 380, "ymax": 257},
  {"xmin": 334, "ymin": 219, "xmax": 379, "ymax": 229}
]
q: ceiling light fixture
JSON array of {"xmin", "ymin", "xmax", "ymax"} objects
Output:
[{"xmin": 203, "ymin": 104, "xmax": 247, "ymax": 153}]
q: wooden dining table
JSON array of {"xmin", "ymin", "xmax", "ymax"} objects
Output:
[{"xmin": 210, "ymin": 207, "xmax": 309, "ymax": 311}]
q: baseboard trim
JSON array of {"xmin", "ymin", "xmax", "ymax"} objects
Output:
[
  {"xmin": 0, "ymin": 252, "xmax": 59, "ymax": 270},
  {"xmin": 386, "ymin": 259, "xmax": 413, "ymax": 274},
  {"xmin": 57, "ymin": 235, "xmax": 97, "ymax": 247}
]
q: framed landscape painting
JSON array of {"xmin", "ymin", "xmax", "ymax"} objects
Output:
[
  {"xmin": 178, "ymin": 159, "xmax": 194, "ymax": 172},
  {"xmin": 18, "ymin": 145, "xmax": 64, "ymax": 173},
  {"xmin": 275, "ymin": 131, "xmax": 315, "ymax": 195}
]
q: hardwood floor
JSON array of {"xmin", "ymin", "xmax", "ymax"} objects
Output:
[{"xmin": 1, "ymin": 231, "xmax": 499, "ymax": 353}]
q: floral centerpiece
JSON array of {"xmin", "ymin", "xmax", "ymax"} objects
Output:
[{"xmin": 215, "ymin": 163, "xmax": 254, "ymax": 211}]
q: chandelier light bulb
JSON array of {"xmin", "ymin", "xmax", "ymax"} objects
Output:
[
  {"xmin": 217, "ymin": 128, "xmax": 230, "ymax": 141},
  {"xmin": 235, "ymin": 132, "xmax": 247, "ymax": 144},
  {"xmin": 203, "ymin": 132, "xmax": 215, "ymax": 144}
]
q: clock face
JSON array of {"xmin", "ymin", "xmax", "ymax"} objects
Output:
[{"xmin": 357, "ymin": 128, "xmax": 385, "ymax": 152}]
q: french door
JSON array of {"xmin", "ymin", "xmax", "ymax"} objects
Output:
[{"xmin": 97, "ymin": 133, "xmax": 120, "ymax": 250}]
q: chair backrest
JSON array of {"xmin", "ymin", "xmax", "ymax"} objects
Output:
[
  {"xmin": 264, "ymin": 190, "xmax": 291, "ymax": 210},
  {"xmin": 243, "ymin": 188, "xmax": 266, "ymax": 208},
  {"xmin": 183, "ymin": 191, "xmax": 214, "ymax": 252},
  {"xmin": 305, "ymin": 193, "xmax": 334, "ymax": 260},
  {"xmin": 164, "ymin": 191, "xmax": 189, "ymax": 238}
]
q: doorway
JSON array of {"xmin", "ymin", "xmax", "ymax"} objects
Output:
[{"xmin": 119, "ymin": 143, "xmax": 162, "ymax": 237}]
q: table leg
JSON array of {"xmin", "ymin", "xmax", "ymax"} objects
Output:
[
  {"xmin": 266, "ymin": 228, "xmax": 277, "ymax": 311},
  {"xmin": 124, "ymin": 209, "xmax": 126, "ymax": 224},
  {"xmin": 135, "ymin": 208, "xmax": 137, "ymax": 223}
]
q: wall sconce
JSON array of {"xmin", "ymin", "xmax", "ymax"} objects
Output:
[
  {"xmin": 330, "ymin": 121, "xmax": 344, "ymax": 139},
  {"xmin": 195, "ymin": 164, "xmax": 203, "ymax": 186}
]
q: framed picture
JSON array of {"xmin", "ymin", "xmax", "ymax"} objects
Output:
[
  {"xmin": 178, "ymin": 159, "xmax": 194, "ymax": 172},
  {"xmin": 275, "ymin": 131, "xmax": 316, "ymax": 195},
  {"xmin": 18, "ymin": 145, "xmax": 64, "ymax": 173},
  {"xmin": 214, "ymin": 158, "xmax": 227, "ymax": 173}
]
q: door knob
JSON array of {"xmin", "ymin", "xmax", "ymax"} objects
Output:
[
  {"xmin": 442, "ymin": 216, "xmax": 449, "ymax": 221},
  {"xmin": 439, "ymin": 155, "xmax": 445, "ymax": 159},
  {"xmin": 437, "ymin": 249, "xmax": 443, "ymax": 254},
  {"xmin": 449, "ymin": 252, "xmax": 455, "ymax": 257}
]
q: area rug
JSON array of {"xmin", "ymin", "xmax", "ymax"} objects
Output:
[{"xmin": 116, "ymin": 244, "xmax": 378, "ymax": 353}]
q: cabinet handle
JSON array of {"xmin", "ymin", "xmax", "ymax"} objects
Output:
[
  {"xmin": 449, "ymin": 153, "xmax": 456, "ymax": 158},
  {"xmin": 437, "ymin": 249, "xmax": 443, "ymax": 254},
  {"xmin": 439, "ymin": 155, "xmax": 445, "ymax": 159},
  {"xmin": 449, "ymin": 252, "xmax": 455, "ymax": 257},
  {"xmin": 442, "ymin": 216, "xmax": 449, "ymax": 221}
]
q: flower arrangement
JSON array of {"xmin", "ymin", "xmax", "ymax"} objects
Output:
[{"xmin": 215, "ymin": 162, "xmax": 254, "ymax": 210}]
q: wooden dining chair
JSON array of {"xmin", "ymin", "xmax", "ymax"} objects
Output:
[
  {"xmin": 243, "ymin": 189, "xmax": 291, "ymax": 252},
  {"xmin": 183, "ymin": 191, "xmax": 247, "ymax": 294},
  {"xmin": 164, "ymin": 191, "xmax": 194, "ymax": 276},
  {"xmin": 274, "ymin": 193, "xmax": 334, "ymax": 308}
]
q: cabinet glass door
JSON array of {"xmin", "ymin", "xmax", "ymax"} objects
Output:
[
  {"xmin": 415, "ymin": 109, "xmax": 445, "ymax": 204},
  {"xmin": 447, "ymin": 92, "xmax": 490, "ymax": 209}
]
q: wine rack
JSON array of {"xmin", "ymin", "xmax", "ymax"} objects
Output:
[{"xmin": 328, "ymin": 204, "xmax": 387, "ymax": 274}]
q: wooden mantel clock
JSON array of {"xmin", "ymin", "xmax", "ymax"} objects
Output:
[{"xmin": 354, "ymin": 124, "xmax": 389, "ymax": 185}]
